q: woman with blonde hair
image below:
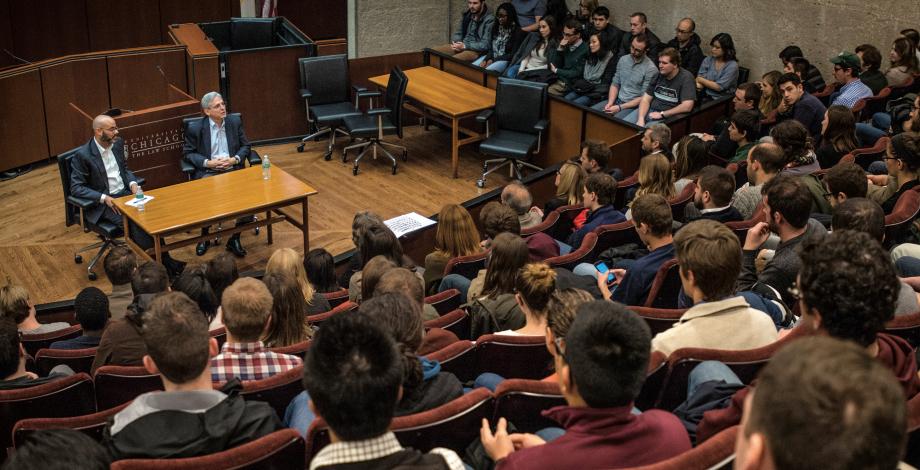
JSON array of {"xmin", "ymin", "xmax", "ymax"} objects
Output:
[
  {"xmin": 627, "ymin": 153, "xmax": 675, "ymax": 219},
  {"xmin": 423, "ymin": 204, "xmax": 481, "ymax": 293},
  {"xmin": 261, "ymin": 272, "xmax": 312, "ymax": 348},
  {"xmin": 673, "ymin": 135, "xmax": 708, "ymax": 193},
  {"xmin": 545, "ymin": 158, "xmax": 587, "ymax": 214},
  {"xmin": 265, "ymin": 248, "xmax": 330, "ymax": 315},
  {"xmin": 497, "ymin": 263, "xmax": 556, "ymax": 336},
  {"xmin": 758, "ymin": 70, "xmax": 783, "ymax": 116}
]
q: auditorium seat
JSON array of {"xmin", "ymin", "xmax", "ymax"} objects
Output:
[
  {"xmin": 628, "ymin": 307, "xmax": 687, "ymax": 336},
  {"xmin": 13, "ymin": 401, "xmax": 129, "ymax": 447},
  {"xmin": 94, "ymin": 365, "xmax": 163, "ymax": 411},
  {"xmin": 546, "ymin": 204, "xmax": 586, "ymax": 242},
  {"xmin": 424, "ymin": 309, "xmax": 471, "ymax": 341},
  {"xmin": 268, "ymin": 340, "xmax": 311, "ymax": 359},
  {"xmin": 593, "ymin": 220, "xmax": 642, "ymax": 255},
  {"xmin": 425, "ymin": 340, "xmax": 476, "ymax": 383},
  {"xmin": 635, "ymin": 351, "xmax": 668, "ymax": 411},
  {"xmin": 885, "ymin": 311, "xmax": 920, "ymax": 348},
  {"xmin": 443, "ymin": 251, "xmax": 489, "ymax": 281},
  {"xmin": 851, "ymin": 136, "xmax": 889, "ymax": 170},
  {"xmin": 472, "ymin": 334, "xmax": 553, "ymax": 382},
  {"xmin": 320, "ymin": 288, "xmax": 350, "ymax": 308},
  {"xmin": 306, "ymin": 301, "xmax": 358, "ymax": 325},
  {"xmin": 883, "ymin": 186, "xmax": 920, "ymax": 247},
  {"xmin": 492, "ymin": 379, "xmax": 565, "ymax": 433},
  {"xmin": 521, "ymin": 209, "xmax": 559, "ymax": 238},
  {"xmin": 34, "ymin": 347, "xmax": 97, "ymax": 376},
  {"xmin": 622, "ymin": 426, "xmax": 737, "ymax": 470},
  {"xmin": 642, "ymin": 259, "xmax": 682, "ymax": 309},
  {"xmin": 544, "ymin": 232, "xmax": 599, "ymax": 270},
  {"xmin": 237, "ymin": 365, "xmax": 304, "ymax": 420},
  {"xmin": 668, "ymin": 182, "xmax": 696, "ymax": 223},
  {"xmin": 614, "ymin": 172, "xmax": 640, "ymax": 210},
  {"xmin": 21, "ymin": 325, "xmax": 83, "ymax": 358},
  {"xmin": 905, "ymin": 392, "xmax": 920, "ymax": 466},
  {"xmin": 424, "ymin": 288, "xmax": 462, "ymax": 315}
]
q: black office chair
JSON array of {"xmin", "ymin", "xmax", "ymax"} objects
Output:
[
  {"xmin": 296, "ymin": 54, "xmax": 366, "ymax": 160},
  {"xmin": 342, "ymin": 67, "xmax": 409, "ymax": 176},
  {"xmin": 58, "ymin": 149, "xmax": 143, "ymax": 281},
  {"xmin": 475, "ymin": 78, "xmax": 548, "ymax": 188}
]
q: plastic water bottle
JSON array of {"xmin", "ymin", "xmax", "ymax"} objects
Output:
[
  {"xmin": 262, "ymin": 155, "xmax": 271, "ymax": 180},
  {"xmin": 135, "ymin": 186, "xmax": 145, "ymax": 212}
]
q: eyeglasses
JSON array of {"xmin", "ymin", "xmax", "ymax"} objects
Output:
[
  {"xmin": 833, "ymin": 66, "xmax": 843, "ymax": 72},
  {"xmin": 563, "ymin": 31, "xmax": 579, "ymax": 37},
  {"xmin": 630, "ymin": 46, "xmax": 647, "ymax": 54}
]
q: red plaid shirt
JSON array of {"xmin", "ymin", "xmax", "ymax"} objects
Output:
[{"xmin": 210, "ymin": 341, "xmax": 302, "ymax": 383}]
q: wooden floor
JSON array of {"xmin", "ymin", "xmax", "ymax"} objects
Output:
[{"xmin": 0, "ymin": 125, "xmax": 510, "ymax": 304}]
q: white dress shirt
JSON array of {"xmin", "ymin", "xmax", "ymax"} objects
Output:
[{"xmin": 94, "ymin": 138, "xmax": 133, "ymax": 202}]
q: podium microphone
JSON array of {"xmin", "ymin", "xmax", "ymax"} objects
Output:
[{"xmin": 2, "ymin": 49, "xmax": 31, "ymax": 65}]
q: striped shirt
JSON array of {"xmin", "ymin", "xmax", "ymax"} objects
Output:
[{"xmin": 210, "ymin": 341, "xmax": 301, "ymax": 383}]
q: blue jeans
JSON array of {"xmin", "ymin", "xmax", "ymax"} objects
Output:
[
  {"xmin": 590, "ymin": 99, "xmax": 637, "ymax": 120},
  {"xmin": 438, "ymin": 274, "xmax": 472, "ymax": 303},
  {"xmin": 872, "ymin": 112, "xmax": 892, "ymax": 131},
  {"xmin": 563, "ymin": 91, "xmax": 594, "ymax": 107},
  {"xmin": 284, "ymin": 391, "xmax": 315, "ymax": 437},
  {"xmin": 504, "ymin": 64, "xmax": 520, "ymax": 78},
  {"xmin": 868, "ymin": 160, "xmax": 888, "ymax": 175},
  {"xmin": 618, "ymin": 108, "xmax": 662, "ymax": 127},
  {"xmin": 896, "ymin": 256, "xmax": 920, "ymax": 277},
  {"xmin": 556, "ymin": 240, "xmax": 573, "ymax": 255},
  {"xmin": 535, "ymin": 427, "xmax": 566, "ymax": 442},
  {"xmin": 856, "ymin": 122, "xmax": 887, "ymax": 147},
  {"xmin": 687, "ymin": 361, "xmax": 742, "ymax": 399},
  {"xmin": 474, "ymin": 372, "xmax": 505, "ymax": 392},
  {"xmin": 472, "ymin": 57, "xmax": 510, "ymax": 73}
]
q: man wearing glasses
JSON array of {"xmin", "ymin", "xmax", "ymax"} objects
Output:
[
  {"xmin": 593, "ymin": 34, "xmax": 657, "ymax": 118},
  {"xmin": 548, "ymin": 19, "xmax": 588, "ymax": 96},
  {"xmin": 828, "ymin": 51, "xmax": 873, "ymax": 109},
  {"xmin": 664, "ymin": 17, "xmax": 704, "ymax": 76}
]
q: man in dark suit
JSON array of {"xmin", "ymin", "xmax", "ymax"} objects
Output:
[
  {"xmin": 70, "ymin": 114, "xmax": 186, "ymax": 276},
  {"xmin": 183, "ymin": 92, "xmax": 252, "ymax": 258}
]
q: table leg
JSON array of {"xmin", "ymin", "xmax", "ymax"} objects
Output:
[
  {"xmin": 451, "ymin": 117, "xmax": 459, "ymax": 178},
  {"xmin": 154, "ymin": 236, "xmax": 162, "ymax": 264},
  {"xmin": 266, "ymin": 210, "xmax": 273, "ymax": 244},
  {"xmin": 301, "ymin": 198, "xmax": 309, "ymax": 252}
]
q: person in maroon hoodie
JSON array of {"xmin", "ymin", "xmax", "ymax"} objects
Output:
[
  {"xmin": 693, "ymin": 230, "xmax": 920, "ymax": 443},
  {"xmin": 480, "ymin": 300, "xmax": 691, "ymax": 469}
]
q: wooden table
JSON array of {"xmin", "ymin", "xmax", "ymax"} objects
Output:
[
  {"xmin": 113, "ymin": 166, "xmax": 318, "ymax": 262},
  {"xmin": 369, "ymin": 66, "xmax": 495, "ymax": 178}
]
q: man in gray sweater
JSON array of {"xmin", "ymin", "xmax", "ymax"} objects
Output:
[{"xmin": 432, "ymin": 0, "xmax": 495, "ymax": 61}]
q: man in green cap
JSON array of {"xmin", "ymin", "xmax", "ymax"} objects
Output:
[{"xmin": 829, "ymin": 51, "xmax": 873, "ymax": 108}]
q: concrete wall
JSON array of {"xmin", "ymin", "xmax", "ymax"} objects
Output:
[{"xmin": 351, "ymin": 0, "xmax": 920, "ymax": 84}]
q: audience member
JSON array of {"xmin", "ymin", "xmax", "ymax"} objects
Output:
[
  {"xmin": 433, "ymin": 0, "xmax": 495, "ymax": 62},
  {"xmin": 1, "ymin": 282, "xmax": 70, "ymax": 335},
  {"xmin": 641, "ymin": 122, "xmax": 672, "ymax": 157},
  {"xmin": 578, "ymin": 139, "xmax": 611, "ymax": 173},
  {"xmin": 496, "ymin": 263, "xmax": 555, "ymax": 335},
  {"xmin": 359, "ymin": 255, "xmax": 399, "ymax": 303},
  {"xmin": 854, "ymin": 43, "xmax": 888, "ymax": 95},
  {"xmin": 686, "ymin": 165, "xmax": 743, "ymax": 223},
  {"xmin": 424, "ymin": 204, "xmax": 482, "ymax": 292},
  {"xmin": 512, "ymin": 0, "xmax": 546, "ymax": 33},
  {"xmin": 506, "ymin": 16, "xmax": 557, "ymax": 79},
  {"xmin": 733, "ymin": 337, "xmax": 908, "ymax": 470},
  {"xmin": 664, "ymin": 17, "xmax": 704, "ymax": 76},
  {"xmin": 569, "ymin": 0, "xmax": 592, "ymax": 31},
  {"xmin": 470, "ymin": 231, "xmax": 529, "ymax": 306},
  {"xmin": 545, "ymin": 158, "xmax": 587, "ymax": 214},
  {"xmin": 474, "ymin": 2, "xmax": 524, "ymax": 73},
  {"xmin": 816, "ymin": 104, "xmax": 859, "ymax": 168},
  {"xmin": 266, "ymin": 248, "xmax": 330, "ymax": 315},
  {"xmin": 478, "ymin": 201, "xmax": 559, "ymax": 261},
  {"xmin": 626, "ymin": 47, "xmax": 696, "ymax": 127},
  {"xmin": 206, "ymin": 252, "xmax": 239, "ymax": 302},
  {"xmin": 771, "ymin": 119, "xmax": 820, "ymax": 175},
  {"xmin": 673, "ymin": 135, "xmax": 708, "ymax": 193},
  {"xmin": 877, "ymin": 133, "xmax": 920, "ymax": 214},
  {"xmin": 348, "ymin": 222, "xmax": 417, "ymax": 303},
  {"xmin": 778, "ymin": 45, "xmax": 826, "ymax": 93},
  {"xmin": 757, "ymin": 70, "xmax": 783, "ymax": 116},
  {"xmin": 598, "ymin": 194, "xmax": 675, "ymax": 306},
  {"xmin": 903, "ymin": 28, "xmax": 920, "ymax": 62},
  {"xmin": 594, "ymin": 34, "xmax": 658, "ymax": 117},
  {"xmin": 547, "ymin": 19, "xmax": 588, "ymax": 96},
  {"xmin": 502, "ymin": 182, "xmax": 543, "ymax": 229},
  {"xmin": 2, "ymin": 429, "xmax": 111, "ymax": 470},
  {"xmin": 210, "ymin": 277, "xmax": 301, "ymax": 383},
  {"xmin": 262, "ymin": 272, "xmax": 312, "ymax": 348},
  {"xmin": 618, "ymin": 12, "xmax": 661, "ymax": 62},
  {"xmin": 828, "ymin": 51, "xmax": 872, "ymax": 108},
  {"xmin": 0, "ymin": 317, "xmax": 74, "ymax": 390},
  {"xmin": 481, "ymin": 301, "xmax": 690, "ymax": 468},
  {"xmin": 626, "ymin": 153, "xmax": 675, "ymax": 219},
  {"xmin": 375, "ymin": 266, "xmax": 442, "ymax": 322},
  {"xmin": 102, "ymin": 246, "xmax": 136, "ymax": 319},
  {"xmin": 50, "ymin": 287, "xmax": 108, "ymax": 350},
  {"xmin": 696, "ymin": 33, "xmax": 739, "ymax": 100},
  {"xmin": 302, "ymin": 311, "xmax": 465, "ymax": 469},
  {"xmin": 737, "ymin": 175, "xmax": 827, "ymax": 306},
  {"xmin": 172, "ymin": 265, "xmax": 219, "ymax": 325},
  {"xmin": 565, "ymin": 173, "xmax": 624, "ymax": 250},
  {"xmin": 304, "ymin": 248, "xmax": 339, "ymax": 294},
  {"xmin": 699, "ymin": 82, "xmax": 763, "ymax": 161},
  {"xmin": 775, "ymin": 72, "xmax": 827, "ymax": 141},
  {"xmin": 583, "ymin": 6, "xmax": 623, "ymax": 54},
  {"xmin": 652, "ymin": 220, "xmax": 777, "ymax": 357},
  {"xmin": 824, "ymin": 163, "xmax": 868, "ymax": 209},
  {"xmin": 887, "ymin": 36, "xmax": 919, "ymax": 87},
  {"xmin": 92, "ymin": 261, "xmax": 169, "ymax": 372},
  {"xmin": 732, "ymin": 142, "xmax": 785, "ymax": 219},
  {"xmin": 784, "ymin": 56, "xmax": 814, "ymax": 87},
  {"xmin": 727, "ymin": 109, "xmax": 762, "ymax": 162},
  {"xmin": 104, "ymin": 292, "xmax": 280, "ymax": 460},
  {"xmin": 339, "ymin": 211, "xmax": 384, "ymax": 288},
  {"xmin": 561, "ymin": 32, "xmax": 616, "ymax": 106}
]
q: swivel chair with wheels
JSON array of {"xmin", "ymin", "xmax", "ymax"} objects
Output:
[
  {"xmin": 58, "ymin": 149, "xmax": 144, "ymax": 281},
  {"xmin": 475, "ymin": 78, "xmax": 549, "ymax": 188},
  {"xmin": 296, "ymin": 54, "xmax": 365, "ymax": 159},
  {"xmin": 341, "ymin": 67, "xmax": 409, "ymax": 175}
]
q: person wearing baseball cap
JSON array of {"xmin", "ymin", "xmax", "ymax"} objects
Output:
[{"xmin": 829, "ymin": 51, "xmax": 873, "ymax": 109}]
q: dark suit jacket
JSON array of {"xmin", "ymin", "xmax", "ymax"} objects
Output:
[
  {"xmin": 183, "ymin": 114, "xmax": 251, "ymax": 179},
  {"xmin": 70, "ymin": 137, "xmax": 138, "ymax": 225}
]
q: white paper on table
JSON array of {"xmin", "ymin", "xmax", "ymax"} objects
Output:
[
  {"xmin": 384, "ymin": 212, "xmax": 436, "ymax": 238},
  {"xmin": 125, "ymin": 195, "xmax": 155, "ymax": 207}
]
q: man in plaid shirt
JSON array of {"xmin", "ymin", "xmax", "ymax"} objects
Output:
[{"xmin": 211, "ymin": 277, "xmax": 301, "ymax": 383}]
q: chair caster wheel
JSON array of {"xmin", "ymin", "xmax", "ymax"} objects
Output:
[
  {"xmin": 476, "ymin": 179, "xmax": 485, "ymax": 188},
  {"xmin": 254, "ymin": 227, "xmax": 260, "ymax": 235},
  {"xmin": 74, "ymin": 255, "xmax": 83, "ymax": 264},
  {"xmin": 88, "ymin": 272, "xmax": 97, "ymax": 281},
  {"xmin": 402, "ymin": 151, "xmax": 408, "ymax": 162},
  {"xmin": 323, "ymin": 151, "xmax": 333, "ymax": 161},
  {"xmin": 392, "ymin": 164, "xmax": 398, "ymax": 175},
  {"xmin": 296, "ymin": 144, "xmax": 305, "ymax": 153},
  {"xmin": 353, "ymin": 167, "xmax": 359, "ymax": 176},
  {"xmin": 342, "ymin": 151, "xmax": 348, "ymax": 163}
]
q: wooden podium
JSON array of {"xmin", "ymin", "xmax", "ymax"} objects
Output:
[{"xmin": 71, "ymin": 84, "xmax": 200, "ymax": 189}]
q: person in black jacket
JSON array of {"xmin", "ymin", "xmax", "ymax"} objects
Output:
[
  {"xmin": 473, "ymin": 2, "xmax": 526, "ymax": 74},
  {"xmin": 104, "ymin": 292, "xmax": 280, "ymax": 460},
  {"xmin": 618, "ymin": 12, "xmax": 661, "ymax": 62},
  {"xmin": 664, "ymin": 17, "xmax": 704, "ymax": 76},
  {"xmin": 583, "ymin": 6, "xmax": 623, "ymax": 56}
]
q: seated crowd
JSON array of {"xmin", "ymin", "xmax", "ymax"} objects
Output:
[{"xmin": 3, "ymin": 7, "xmax": 920, "ymax": 470}]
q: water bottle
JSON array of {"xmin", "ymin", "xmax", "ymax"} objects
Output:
[
  {"xmin": 262, "ymin": 155, "xmax": 271, "ymax": 180},
  {"xmin": 135, "ymin": 186, "xmax": 145, "ymax": 212}
]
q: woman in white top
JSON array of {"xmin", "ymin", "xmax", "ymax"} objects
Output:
[{"xmin": 495, "ymin": 262, "xmax": 556, "ymax": 336}]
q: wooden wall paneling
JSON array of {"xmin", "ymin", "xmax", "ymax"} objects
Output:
[
  {"xmin": 278, "ymin": 1, "xmax": 346, "ymax": 40},
  {"xmin": 107, "ymin": 48, "xmax": 188, "ymax": 111},
  {"xmin": 86, "ymin": 0, "xmax": 162, "ymax": 51},
  {"xmin": 40, "ymin": 57, "xmax": 110, "ymax": 156},
  {"xmin": 115, "ymin": 100, "xmax": 201, "ymax": 189},
  {"xmin": 485, "ymin": 73, "xmax": 499, "ymax": 90},
  {"xmin": 168, "ymin": 24, "xmax": 220, "ymax": 100},
  {"xmin": 224, "ymin": 47, "xmax": 311, "ymax": 141},
  {"xmin": 609, "ymin": 134, "xmax": 643, "ymax": 176},
  {"xmin": 442, "ymin": 60, "xmax": 484, "ymax": 86},
  {"xmin": 584, "ymin": 112, "xmax": 644, "ymax": 175},
  {"xmin": 688, "ymin": 101, "xmax": 730, "ymax": 134},
  {"xmin": 0, "ymin": 0, "xmax": 14, "ymax": 69},
  {"xmin": 158, "ymin": 0, "xmax": 232, "ymax": 41},
  {"xmin": 9, "ymin": 0, "xmax": 90, "ymax": 63},
  {"xmin": 536, "ymin": 99, "xmax": 583, "ymax": 168},
  {"xmin": 348, "ymin": 52, "xmax": 425, "ymax": 89},
  {"xmin": 315, "ymin": 40, "xmax": 348, "ymax": 56},
  {"xmin": 191, "ymin": 56, "xmax": 220, "ymax": 101},
  {"xmin": 0, "ymin": 69, "xmax": 48, "ymax": 171}
]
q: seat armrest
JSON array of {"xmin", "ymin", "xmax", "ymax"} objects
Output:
[
  {"xmin": 247, "ymin": 150, "xmax": 262, "ymax": 166},
  {"xmin": 351, "ymin": 85, "xmax": 368, "ymax": 94},
  {"xmin": 180, "ymin": 158, "xmax": 195, "ymax": 174},
  {"xmin": 476, "ymin": 109, "xmax": 494, "ymax": 123},
  {"xmin": 367, "ymin": 107, "xmax": 392, "ymax": 116},
  {"xmin": 66, "ymin": 195, "xmax": 94, "ymax": 209},
  {"xmin": 356, "ymin": 90, "xmax": 382, "ymax": 99},
  {"xmin": 299, "ymin": 88, "xmax": 312, "ymax": 99},
  {"xmin": 136, "ymin": 177, "xmax": 145, "ymax": 186},
  {"xmin": 534, "ymin": 119, "xmax": 548, "ymax": 132}
]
